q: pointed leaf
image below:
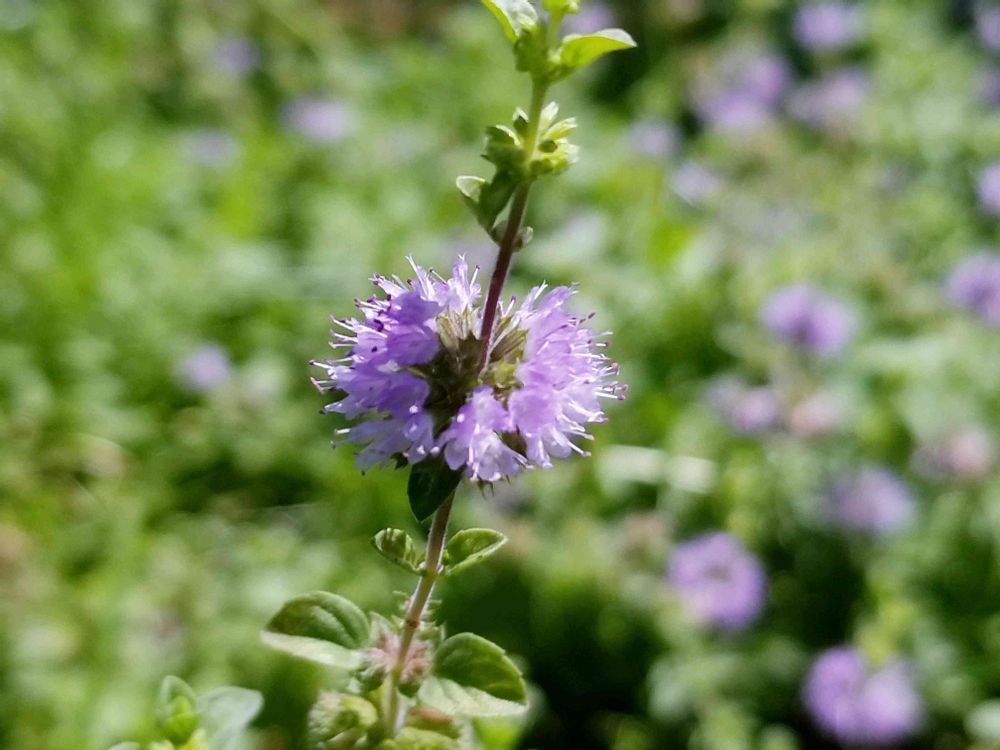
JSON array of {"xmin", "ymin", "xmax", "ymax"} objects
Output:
[
  {"xmin": 479, "ymin": 0, "xmax": 538, "ymax": 44},
  {"xmin": 198, "ymin": 687, "xmax": 263, "ymax": 750},
  {"xmin": 558, "ymin": 29, "xmax": 636, "ymax": 72},
  {"xmin": 372, "ymin": 528, "xmax": 423, "ymax": 574},
  {"xmin": 418, "ymin": 633, "xmax": 527, "ymax": 717},
  {"xmin": 444, "ymin": 529, "xmax": 507, "ymax": 575},
  {"xmin": 408, "ymin": 457, "xmax": 462, "ymax": 522},
  {"xmin": 262, "ymin": 592, "xmax": 369, "ymax": 669}
]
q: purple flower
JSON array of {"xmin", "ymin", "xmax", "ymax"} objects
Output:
[
  {"xmin": 788, "ymin": 67, "xmax": 869, "ymax": 132},
  {"xmin": 672, "ymin": 160, "xmax": 724, "ymax": 205},
  {"xmin": 561, "ymin": 3, "xmax": 616, "ymax": 35},
  {"xmin": 804, "ymin": 647, "xmax": 922, "ymax": 746},
  {"xmin": 978, "ymin": 66, "xmax": 1000, "ymax": 107},
  {"xmin": 976, "ymin": 3, "xmax": 1000, "ymax": 52},
  {"xmin": 312, "ymin": 258, "xmax": 621, "ymax": 480},
  {"xmin": 177, "ymin": 344, "xmax": 232, "ymax": 393},
  {"xmin": 793, "ymin": 3, "xmax": 863, "ymax": 53},
  {"xmin": 626, "ymin": 119, "xmax": 679, "ymax": 159},
  {"xmin": 283, "ymin": 97, "xmax": 355, "ymax": 144},
  {"xmin": 976, "ymin": 163, "xmax": 1000, "ymax": 218},
  {"xmin": 214, "ymin": 37, "xmax": 259, "ymax": 77},
  {"xmin": 826, "ymin": 466, "xmax": 915, "ymax": 535},
  {"xmin": 709, "ymin": 378, "xmax": 781, "ymax": 435},
  {"xmin": 761, "ymin": 284, "xmax": 856, "ymax": 357},
  {"xmin": 667, "ymin": 532, "xmax": 766, "ymax": 632},
  {"xmin": 946, "ymin": 252, "xmax": 1000, "ymax": 325},
  {"xmin": 913, "ymin": 426, "xmax": 997, "ymax": 482},
  {"xmin": 693, "ymin": 50, "xmax": 790, "ymax": 134}
]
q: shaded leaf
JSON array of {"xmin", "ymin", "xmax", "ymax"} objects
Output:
[
  {"xmin": 372, "ymin": 528, "xmax": 423, "ymax": 574},
  {"xmin": 408, "ymin": 458, "xmax": 462, "ymax": 522},
  {"xmin": 199, "ymin": 687, "xmax": 264, "ymax": 750}
]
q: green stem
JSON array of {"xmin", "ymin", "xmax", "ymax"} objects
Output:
[
  {"xmin": 477, "ymin": 80, "xmax": 549, "ymax": 371},
  {"xmin": 382, "ymin": 491, "xmax": 455, "ymax": 736}
]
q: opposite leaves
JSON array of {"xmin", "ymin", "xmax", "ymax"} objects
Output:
[
  {"xmin": 261, "ymin": 591, "xmax": 370, "ymax": 669},
  {"xmin": 418, "ymin": 633, "xmax": 527, "ymax": 717}
]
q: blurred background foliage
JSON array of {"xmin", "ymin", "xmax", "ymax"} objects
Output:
[{"xmin": 2, "ymin": 0, "xmax": 1000, "ymax": 748}]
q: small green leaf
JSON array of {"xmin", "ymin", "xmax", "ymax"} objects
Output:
[
  {"xmin": 557, "ymin": 29, "xmax": 636, "ymax": 73},
  {"xmin": 478, "ymin": 172, "xmax": 518, "ymax": 230},
  {"xmin": 262, "ymin": 591, "xmax": 369, "ymax": 669},
  {"xmin": 372, "ymin": 528, "xmax": 424, "ymax": 574},
  {"xmin": 418, "ymin": 633, "xmax": 527, "ymax": 717},
  {"xmin": 444, "ymin": 529, "xmax": 507, "ymax": 575},
  {"xmin": 408, "ymin": 457, "xmax": 463, "ymax": 522},
  {"xmin": 198, "ymin": 687, "xmax": 263, "ymax": 750},
  {"xmin": 393, "ymin": 727, "xmax": 462, "ymax": 750},
  {"xmin": 156, "ymin": 676, "xmax": 200, "ymax": 744},
  {"xmin": 479, "ymin": 0, "xmax": 539, "ymax": 44}
]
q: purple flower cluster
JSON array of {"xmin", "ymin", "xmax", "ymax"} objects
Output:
[
  {"xmin": 913, "ymin": 426, "xmax": 997, "ymax": 482},
  {"xmin": 976, "ymin": 3, "xmax": 1000, "ymax": 52},
  {"xmin": 709, "ymin": 378, "xmax": 781, "ymax": 435},
  {"xmin": 313, "ymin": 258, "xmax": 621, "ymax": 481},
  {"xmin": 976, "ymin": 163, "xmax": 1000, "ymax": 217},
  {"xmin": 946, "ymin": 252, "xmax": 1000, "ymax": 325},
  {"xmin": 692, "ymin": 50, "xmax": 790, "ymax": 134},
  {"xmin": 793, "ymin": 2, "xmax": 863, "ymax": 53},
  {"xmin": 667, "ymin": 532, "xmax": 767, "ymax": 632},
  {"xmin": 761, "ymin": 284, "xmax": 856, "ymax": 357},
  {"xmin": 826, "ymin": 466, "xmax": 915, "ymax": 535},
  {"xmin": 788, "ymin": 67, "xmax": 869, "ymax": 133},
  {"xmin": 804, "ymin": 647, "xmax": 923, "ymax": 746},
  {"xmin": 283, "ymin": 97, "xmax": 356, "ymax": 144},
  {"xmin": 178, "ymin": 343, "xmax": 232, "ymax": 393}
]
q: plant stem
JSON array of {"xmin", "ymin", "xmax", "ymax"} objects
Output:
[
  {"xmin": 383, "ymin": 491, "xmax": 455, "ymax": 735},
  {"xmin": 477, "ymin": 80, "xmax": 549, "ymax": 371}
]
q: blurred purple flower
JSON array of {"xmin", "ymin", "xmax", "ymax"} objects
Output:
[
  {"xmin": 913, "ymin": 426, "xmax": 997, "ymax": 482},
  {"xmin": 826, "ymin": 466, "xmax": 915, "ymax": 535},
  {"xmin": 976, "ymin": 163, "xmax": 1000, "ymax": 217},
  {"xmin": 761, "ymin": 284, "xmax": 856, "ymax": 357},
  {"xmin": 214, "ymin": 37, "xmax": 259, "ymax": 77},
  {"xmin": 672, "ymin": 160, "xmax": 724, "ymax": 205},
  {"xmin": 946, "ymin": 252, "xmax": 1000, "ymax": 325},
  {"xmin": 976, "ymin": 3, "xmax": 1000, "ymax": 52},
  {"xmin": 184, "ymin": 129, "xmax": 240, "ymax": 168},
  {"xmin": 709, "ymin": 378, "xmax": 781, "ymax": 435},
  {"xmin": 667, "ymin": 532, "xmax": 767, "ymax": 632},
  {"xmin": 283, "ymin": 97, "xmax": 356, "ymax": 144},
  {"xmin": 978, "ymin": 66, "xmax": 1000, "ymax": 107},
  {"xmin": 627, "ymin": 119, "xmax": 680, "ymax": 159},
  {"xmin": 788, "ymin": 68, "xmax": 869, "ymax": 132},
  {"xmin": 804, "ymin": 647, "xmax": 922, "ymax": 746},
  {"xmin": 793, "ymin": 2, "xmax": 863, "ymax": 53},
  {"xmin": 178, "ymin": 344, "xmax": 232, "ymax": 393},
  {"xmin": 693, "ymin": 50, "xmax": 790, "ymax": 134},
  {"xmin": 561, "ymin": 3, "xmax": 616, "ymax": 35}
]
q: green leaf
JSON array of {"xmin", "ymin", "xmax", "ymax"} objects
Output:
[
  {"xmin": 557, "ymin": 29, "xmax": 636, "ymax": 72},
  {"xmin": 261, "ymin": 591, "xmax": 369, "ymax": 669},
  {"xmin": 543, "ymin": 0, "xmax": 579, "ymax": 15},
  {"xmin": 408, "ymin": 457, "xmax": 462, "ymax": 522},
  {"xmin": 443, "ymin": 529, "xmax": 507, "ymax": 575},
  {"xmin": 479, "ymin": 0, "xmax": 538, "ymax": 44},
  {"xmin": 156, "ymin": 676, "xmax": 200, "ymax": 744},
  {"xmin": 478, "ymin": 172, "xmax": 518, "ymax": 230},
  {"xmin": 372, "ymin": 528, "xmax": 424, "ymax": 574},
  {"xmin": 418, "ymin": 633, "xmax": 527, "ymax": 717},
  {"xmin": 968, "ymin": 700, "xmax": 1000, "ymax": 742},
  {"xmin": 393, "ymin": 727, "xmax": 462, "ymax": 750},
  {"xmin": 198, "ymin": 687, "xmax": 263, "ymax": 750}
]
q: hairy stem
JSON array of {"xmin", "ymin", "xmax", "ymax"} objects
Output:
[
  {"xmin": 477, "ymin": 80, "xmax": 548, "ymax": 370},
  {"xmin": 383, "ymin": 491, "xmax": 455, "ymax": 735}
]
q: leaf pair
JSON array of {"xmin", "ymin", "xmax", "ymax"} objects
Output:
[
  {"xmin": 372, "ymin": 527, "xmax": 507, "ymax": 577},
  {"xmin": 262, "ymin": 592, "xmax": 527, "ymax": 718}
]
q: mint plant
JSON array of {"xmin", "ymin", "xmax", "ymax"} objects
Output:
[{"xmin": 263, "ymin": 3, "xmax": 635, "ymax": 747}]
